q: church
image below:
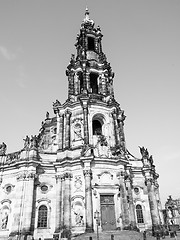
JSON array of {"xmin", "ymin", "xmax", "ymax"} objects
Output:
[{"xmin": 0, "ymin": 9, "xmax": 164, "ymax": 240}]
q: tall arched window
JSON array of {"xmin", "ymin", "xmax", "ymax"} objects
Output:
[
  {"xmin": 88, "ymin": 37, "xmax": 95, "ymax": 51},
  {"xmin": 92, "ymin": 119, "xmax": 102, "ymax": 135},
  {"xmin": 136, "ymin": 204, "xmax": 144, "ymax": 223},
  {"xmin": 38, "ymin": 205, "xmax": 48, "ymax": 228},
  {"xmin": 78, "ymin": 72, "xmax": 83, "ymax": 93},
  {"xmin": 90, "ymin": 73, "xmax": 98, "ymax": 94}
]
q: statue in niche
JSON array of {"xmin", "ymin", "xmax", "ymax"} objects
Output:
[
  {"xmin": 74, "ymin": 211, "xmax": 83, "ymax": 226},
  {"xmin": 0, "ymin": 142, "xmax": 7, "ymax": 155},
  {"xmin": 94, "ymin": 135, "xmax": 110, "ymax": 158},
  {"xmin": 1, "ymin": 211, "xmax": 8, "ymax": 229},
  {"xmin": 73, "ymin": 202, "xmax": 84, "ymax": 226}
]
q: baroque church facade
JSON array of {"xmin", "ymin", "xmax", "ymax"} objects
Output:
[{"xmin": 0, "ymin": 9, "xmax": 164, "ymax": 240}]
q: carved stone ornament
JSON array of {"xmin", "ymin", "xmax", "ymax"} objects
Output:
[
  {"xmin": 17, "ymin": 171, "xmax": 36, "ymax": 181},
  {"xmin": 5, "ymin": 151, "xmax": 21, "ymax": 164},
  {"xmin": 83, "ymin": 169, "xmax": 92, "ymax": 178},
  {"xmin": 74, "ymin": 176, "xmax": 83, "ymax": 192},
  {"xmin": 0, "ymin": 142, "xmax": 7, "ymax": 156},
  {"xmin": 3, "ymin": 184, "xmax": 15, "ymax": 194},
  {"xmin": 73, "ymin": 123, "xmax": 83, "ymax": 141},
  {"xmin": 53, "ymin": 99, "xmax": 61, "ymax": 108},
  {"xmin": 62, "ymin": 172, "xmax": 73, "ymax": 180}
]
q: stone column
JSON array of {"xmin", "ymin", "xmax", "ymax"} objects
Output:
[
  {"xmin": 54, "ymin": 174, "xmax": 63, "ymax": 233},
  {"xmin": 101, "ymin": 73, "xmax": 106, "ymax": 95},
  {"xmin": 154, "ymin": 180, "xmax": 164, "ymax": 224},
  {"xmin": 118, "ymin": 111, "xmax": 126, "ymax": 152},
  {"xmin": 10, "ymin": 173, "xmax": 24, "ymax": 237},
  {"xmin": 74, "ymin": 72, "xmax": 79, "ymax": 95},
  {"xmin": 83, "ymin": 169, "xmax": 93, "ymax": 232},
  {"xmin": 125, "ymin": 176, "xmax": 136, "ymax": 227},
  {"xmin": 63, "ymin": 172, "xmax": 72, "ymax": 228},
  {"xmin": 82, "ymin": 104, "xmax": 89, "ymax": 145},
  {"xmin": 98, "ymin": 75, "xmax": 102, "ymax": 94},
  {"xmin": 86, "ymin": 72, "xmax": 90, "ymax": 92},
  {"xmin": 10, "ymin": 170, "xmax": 36, "ymax": 238},
  {"xmin": 146, "ymin": 178, "xmax": 160, "ymax": 226},
  {"xmin": 117, "ymin": 171, "xmax": 129, "ymax": 228},
  {"xmin": 22, "ymin": 172, "xmax": 36, "ymax": 234},
  {"xmin": 65, "ymin": 110, "xmax": 71, "ymax": 149},
  {"xmin": 57, "ymin": 113, "xmax": 64, "ymax": 151},
  {"xmin": 112, "ymin": 110, "xmax": 119, "ymax": 146}
]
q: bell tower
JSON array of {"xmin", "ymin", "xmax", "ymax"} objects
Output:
[
  {"xmin": 62, "ymin": 8, "xmax": 126, "ymax": 157},
  {"xmin": 66, "ymin": 8, "xmax": 115, "ymax": 99}
]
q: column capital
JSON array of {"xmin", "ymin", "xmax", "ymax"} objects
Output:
[
  {"xmin": 17, "ymin": 171, "xmax": 37, "ymax": 181},
  {"xmin": 83, "ymin": 169, "xmax": 92, "ymax": 178},
  {"xmin": 62, "ymin": 172, "xmax": 73, "ymax": 180},
  {"xmin": 145, "ymin": 177, "xmax": 154, "ymax": 187},
  {"xmin": 65, "ymin": 109, "xmax": 72, "ymax": 118}
]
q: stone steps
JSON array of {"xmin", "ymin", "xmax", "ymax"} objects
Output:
[
  {"xmin": 72, "ymin": 230, "xmax": 143, "ymax": 240},
  {"xmin": 72, "ymin": 230, "xmax": 180, "ymax": 240}
]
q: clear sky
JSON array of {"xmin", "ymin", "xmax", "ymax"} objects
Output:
[{"xmin": 0, "ymin": 0, "xmax": 179, "ymax": 206}]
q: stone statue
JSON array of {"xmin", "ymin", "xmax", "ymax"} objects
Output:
[
  {"xmin": 46, "ymin": 111, "xmax": 49, "ymax": 119},
  {"xmin": 53, "ymin": 99, "xmax": 61, "ymax": 108},
  {"xmin": 0, "ymin": 142, "xmax": 7, "ymax": 155},
  {"xmin": 149, "ymin": 155, "xmax": 154, "ymax": 165},
  {"xmin": 23, "ymin": 135, "xmax": 30, "ymax": 150},
  {"xmin": 30, "ymin": 135, "xmax": 38, "ymax": 149},
  {"xmin": 119, "ymin": 110, "xmax": 126, "ymax": 122},
  {"xmin": 1, "ymin": 212, "xmax": 8, "ymax": 229},
  {"xmin": 139, "ymin": 146, "xmax": 149, "ymax": 159}
]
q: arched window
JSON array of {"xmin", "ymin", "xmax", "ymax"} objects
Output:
[
  {"xmin": 136, "ymin": 204, "xmax": 144, "ymax": 223},
  {"xmin": 90, "ymin": 73, "xmax": 98, "ymax": 94},
  {"xmin": 78, "ymin": 72, "xmax": 83, "ymax": 93},
  {"xmin": 88, "ymin": 37, "xmax": 95, "ymax": 51},
  {"xmin": 93, "ymin": 120, "xmax": 102, "ymax": 135},
  {"xmin": 38, "ymin": 205, "xmax": 48, "ymax": 228}
]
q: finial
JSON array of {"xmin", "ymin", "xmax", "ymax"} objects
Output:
[{"xmin": 85, "ymin": 6, "xmax": 90, "ymax": 20}]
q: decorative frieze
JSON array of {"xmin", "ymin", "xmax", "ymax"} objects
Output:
[{"xmin": 16, "ymin": 171, "xmax": 37, "ymax": 181}]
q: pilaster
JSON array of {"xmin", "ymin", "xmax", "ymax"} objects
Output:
[
  {"xmin": 54, "ymin": 174, "xmax": 63, "ymax": 233},
  {"xmin": 112, "ymin": 110, "xmax": 119, "ymax": 146},
  {"xmin": 124, "ymin": 172, "xmax": 136, "ymax": 227},
  {"xmin": 62, "ymin": 172, "xmax": 72, "ymax": 228},
  {"xmin": 117, "ymin": 171, "xmax": 129, "ymax": 228},
  {"xmin": 81, "ymin": 101, "xmax": 89, "ymax": 145},
  {"xmin": 64, "ymin": 110, "xmax": 72, "ymax": 149},
  {"xmin": 83, "ymin": 169, "xmax": 94, "ymax": 232},
  {"xmin": 145, "ymin": 178, "xmax": 160, "ymax": 226}
]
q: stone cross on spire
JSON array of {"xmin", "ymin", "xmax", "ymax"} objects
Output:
[{"xmin": 81, "ymin": 7, "xmax": 94, "ymax": 28}]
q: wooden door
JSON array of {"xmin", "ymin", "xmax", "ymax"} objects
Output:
[{"xmin": 100, "ymin": 195, "xmax": 116, "ymax": 231}]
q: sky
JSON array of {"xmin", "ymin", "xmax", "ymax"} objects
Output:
[{"xmin": 0, "ymin": 0, "xmax": 179, "ymax": 206}]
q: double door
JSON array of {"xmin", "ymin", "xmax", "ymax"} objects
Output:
[{"xmin": 100, "ymin": 195, "xmax": 116, "ymax": 231}]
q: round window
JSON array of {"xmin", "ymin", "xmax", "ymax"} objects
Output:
[
  {"xmin": 134, "ymin": 187, "xmax": 139, "ymax": 194},
  {"xmin": 6, "ymin": 185, "xmax": 12, "ymax": 193},
  {"xmin": 41, "ymin": 185, "xmax": 48, "ymax": 192}
]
